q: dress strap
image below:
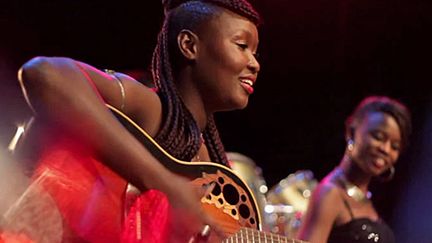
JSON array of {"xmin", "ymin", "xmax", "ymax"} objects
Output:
[{"xmin": 342, "ymin": 197, "xmax": 355, "ymax": 219}]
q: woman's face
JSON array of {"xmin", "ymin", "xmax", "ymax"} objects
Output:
[
  {"xmin": 193, "ymin": 9, "xmax": 260, "ymax": 112},
  {"xmin": 350, "ymin": 112, "xmax": 402, "ymax": 176}
]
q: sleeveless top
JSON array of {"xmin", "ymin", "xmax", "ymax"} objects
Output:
[{"xmin": 328, "ymin": 198, "xmax": 396, "ymax": 243}]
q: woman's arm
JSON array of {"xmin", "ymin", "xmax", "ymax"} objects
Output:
[
  {"xmin": 18, "ymin": 56, "xmax": 168, "ymax": 190},
  {"xmin": 297, "ymin": 183, "xmax": 342, "ymax": 243},
  {"xmin": 18, "ymin": 56, "xmax": 224, "ymax": 240}
]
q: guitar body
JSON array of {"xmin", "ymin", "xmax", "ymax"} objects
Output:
[
  {"xmin": 121, "ymin": 169, "xmax": 260, "ymax": 242},
  {"xmin": 114, "ymin": 105, "xmax": 307, "ymax": 242},
  {"xmin": 110, "ymin": 105, "xmax": 262, "ymax": 241}
]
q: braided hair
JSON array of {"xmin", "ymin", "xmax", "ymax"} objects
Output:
[{"xmin": 152, "ymin": 0, "xmax": 260, "ymax": 165}]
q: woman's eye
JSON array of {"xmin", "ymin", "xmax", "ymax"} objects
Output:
[
  {"xmin": 371, "ymin": 131, "xmax": 385, "ymax": 141},
  {"xmin": 391, "ymin": 143, "xmax": 401, "ymax": 151},
  {"xmin": 237, "ymin": 43, "xmax": 248, "ymax": 50}
]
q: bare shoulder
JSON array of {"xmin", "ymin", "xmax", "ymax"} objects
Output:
[
  {"xmin": 297, "ymin": 179, "xmax": 344, "ymax": 242},
  {"xmin": 304, "ymin": 179, "xmax": 345, "ymax": 225},
  {"xmin": 310, "ymin": 180, "xmax": 343, "ymax": 209},
  {"xmin": 112, "ymin": 73, "xmax": 163, "ymax": 137},
  {"xmin": 77, "ymin": 62, "xmax": 162, "ymax": 136}
]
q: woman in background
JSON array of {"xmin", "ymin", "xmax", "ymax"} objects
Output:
[{"xmin": 297, "ymin": 96, "xmax": 411, "ymax": 243}]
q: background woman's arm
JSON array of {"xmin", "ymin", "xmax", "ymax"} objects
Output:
[{"xmin": 297, "ymin": 183, "xmax": 342, "ymax": 243}]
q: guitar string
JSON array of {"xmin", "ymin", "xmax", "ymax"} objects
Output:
[{"xmin": 225, "ymin": 227, "xmax": 306, "ymax": 243}]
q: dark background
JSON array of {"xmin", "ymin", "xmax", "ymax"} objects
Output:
[{"xmin": 1, "ymin": 0, "xmax": 432, "ymax": 241}]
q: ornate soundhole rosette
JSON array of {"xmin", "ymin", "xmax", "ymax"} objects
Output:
[{"xmin": 192, "ymin": 170, "xmax": 257, "ymax": 228}]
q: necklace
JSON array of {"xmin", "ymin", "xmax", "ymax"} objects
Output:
[{"xmin": 334, "ymin": 167, "xmax": 372, "ymax": 203}]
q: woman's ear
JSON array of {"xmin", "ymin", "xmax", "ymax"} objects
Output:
[{"xmin": 177, "ymin": 29, "xmax": 199, "ymax": 61}]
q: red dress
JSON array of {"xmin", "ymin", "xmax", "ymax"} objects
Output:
[{"xmin": 28, "ymin": 137, "xmax": 182, "ymax": 243}]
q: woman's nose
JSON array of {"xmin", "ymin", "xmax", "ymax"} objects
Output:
[
  {"xmin": 248, "ymin": 54, "xmax": 260, "ymax": 73},
  {"xmin": 379, "ymin": 141, "xmax": 392, "ymax": 154}
]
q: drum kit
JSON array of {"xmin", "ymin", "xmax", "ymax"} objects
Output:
[{"xmin": 227, "ymin": 152, "xmax": 318, "ymax": 238}]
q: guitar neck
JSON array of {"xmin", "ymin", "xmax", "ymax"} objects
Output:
[{"xmin": 224, "ymin": 227, "xmax": 308, "ymax": 243}]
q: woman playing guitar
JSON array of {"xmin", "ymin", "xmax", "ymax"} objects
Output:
[{"xmin": 16, "ymin": 0, "xmax": 264, "ymax": 242}]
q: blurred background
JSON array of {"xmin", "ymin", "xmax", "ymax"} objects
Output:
[{"xmin": 1, "ymin": 0, "xmax": 432, "ymax": 241}]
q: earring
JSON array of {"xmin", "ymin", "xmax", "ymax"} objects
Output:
[
  {"xmin": 347, "ymin": 139, "xmax": 354, "ymax": 151},
  {"xmin": 379, "ymin": 166, "xmax": 395, "ymax": 182}
]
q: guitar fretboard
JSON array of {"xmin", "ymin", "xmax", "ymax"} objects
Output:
[{"xmin": 223, "ymin": 227, "xmax": 307, "ymax": 243}]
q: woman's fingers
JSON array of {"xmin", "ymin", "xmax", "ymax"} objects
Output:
[{"xmin": 164, "ymin": 174, "xmax": 229, "ymax": 241}]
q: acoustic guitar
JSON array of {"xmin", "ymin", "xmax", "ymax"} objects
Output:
[
  {"xmin": 11, "ymin": 104, "xmax": 307, "ymax": 242},
  {"xmin": 109, "ymin": 104, "xmax": 308, "ymax": 243}
]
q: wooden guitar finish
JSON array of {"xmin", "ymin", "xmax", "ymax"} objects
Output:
[{"xmin": 109, "ymin": 105, "xmax": 308, "ymax": 242}]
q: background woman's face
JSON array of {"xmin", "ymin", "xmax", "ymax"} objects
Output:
[
  {"xmin": 351, "ymin": 112, "xmax": 402, "ymax": 176},
  {"xmin": 193, "ymin": 9, "xmax": 260, "ymax": 112}
]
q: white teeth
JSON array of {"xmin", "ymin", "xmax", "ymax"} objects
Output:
[{"xmin": 241, "ymin": 79, "xmax": 253, "ymax": 86}]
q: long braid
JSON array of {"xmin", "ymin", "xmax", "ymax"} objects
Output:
[
  {"xmin": 152, "ymin": 16, "xmax": 201, "ymax": 161},
  {"xmin": 203, "ymin": 116, "xmax": 229, "ymax": 165},
  {"xmin": 153, "ymin": 0, "xmax": 260, "ymax": 164}
]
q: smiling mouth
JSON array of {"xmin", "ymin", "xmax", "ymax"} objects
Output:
[
  {"xmin": 372, "ymin": 157, "xmax": 387, "ymax": 170},
  {"xmin": 240, "ymin": 79, "xmax": 254, "ymax": 86},
  {"xmin": 240, "ymin": 79, "xmax": 254, "ymax": 94},
  {"xmin": 376, "ymin": 158, "xmax": 385, "ymax": 166}
]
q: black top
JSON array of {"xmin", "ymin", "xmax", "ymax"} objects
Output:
[
  {"xmin": 328, "ymin": 217, "xmax": 396, "ymax": 243},
  {"xmin": 328, "ymin": 197, "xmax": 395, "ymax": 243}
]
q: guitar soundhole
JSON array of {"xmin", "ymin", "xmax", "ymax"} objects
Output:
[
  {"xmin": 212, "ymin": 183, "xmax": 221, "ymax": 196},
  {"xmin": 239, "ymin": 204, "xmax": 250, "ymax": 219},
  {"xmin": 194, "ymin": 171, "xmax": 257, "ymax": 228},
  {"xmin": 223, "ymin": 184, "xmax": 239, "ymax": 205}
]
